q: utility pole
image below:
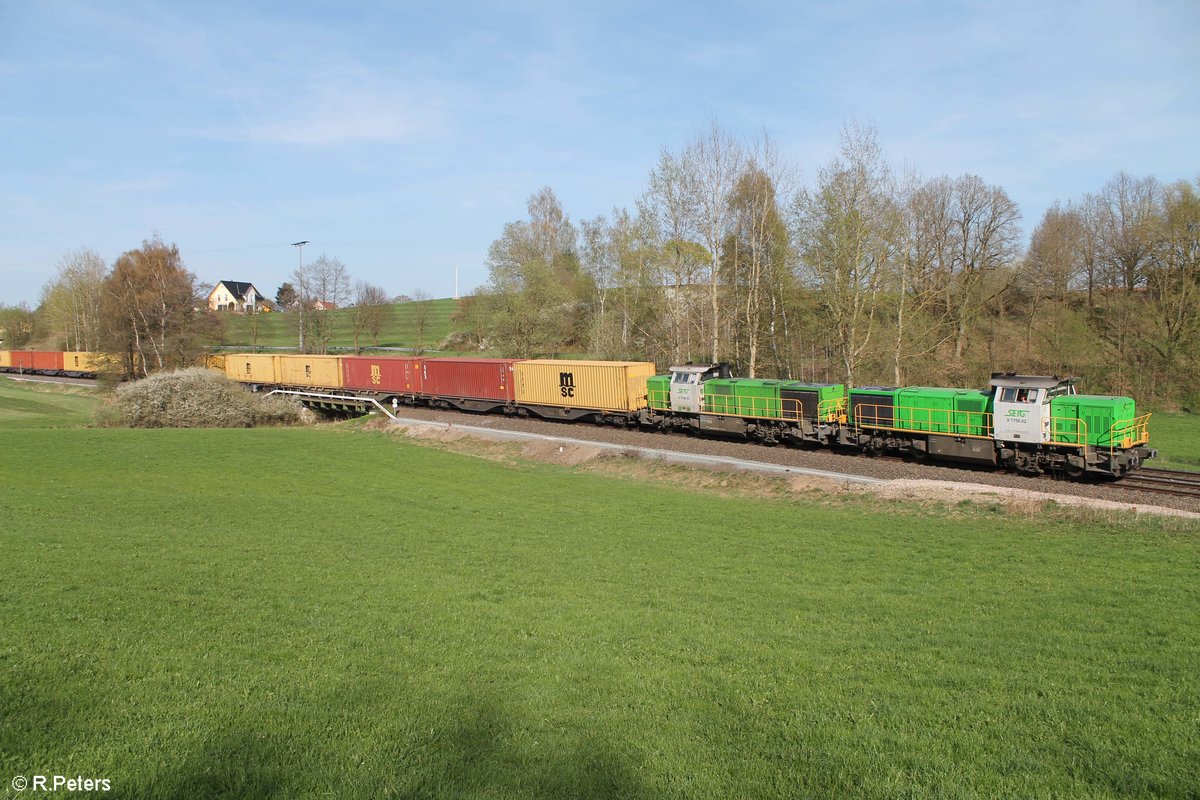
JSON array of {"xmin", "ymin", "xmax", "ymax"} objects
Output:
[{"xmin": 292, "ymin": 240, "xmax": 309, "ymax": 352}]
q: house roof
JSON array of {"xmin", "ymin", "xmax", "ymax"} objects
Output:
[{"xmin": 213, "ymin": 280, "xmax": 258, "ymax": 300}]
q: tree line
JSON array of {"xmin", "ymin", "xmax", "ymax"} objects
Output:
[
  {"xmin": 464, "ymin": 122, "xmax": 1200, "ymax": 408},
  {"xmin": 0, "ymin": 241, "xmax": 411, "ymax": 371}
]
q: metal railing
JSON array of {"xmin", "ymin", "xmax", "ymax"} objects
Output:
[
  {"xmin": 704, "ymin": 394, "xmax": 806, "ymax": 421},
  {"xmin": 818, "ymin": 396, "xmax": 847, "ymax": 423},
  {"xmin": 648, "ymin": 386, "xmax": 672, "ymax": 410},
  {"xmin": 1049, "ymin": 416, "xmax": 1088, "ymax": 447},
  {"xmin": 650, "ymin": 385, "xmax": 850, "ymax": 424},
  {"xmin": 853, "ymin": 404, "xmax": 994, "ymax": 439},
  {"xmin": 1104, "ymin": 413, "xmax": 1151, "ymax": 454}
]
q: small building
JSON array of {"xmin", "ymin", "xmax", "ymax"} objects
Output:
[
  {"xmin": 208, "ymin": 281, "xmax": 269, "ymax": 313},
  {"xmin": 312, "ymin": 299, "xmax": 338, "ymax": 311}
]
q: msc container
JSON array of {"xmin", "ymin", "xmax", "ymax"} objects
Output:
[
  {"xmin": 647, "ymin": 374, "xmax": 671, "ymax": 410},
  {"xmin": 420, "ymin": 358, "xmax": 521, "ymax": 402},
  {"xmin": 703, "ymin": 378, "xmax": 793, "ymax": 419},
  {"xmin": 0, "ymin": 350, "xmax": 10, "ymax": 369},
  {"xmin": 514, "ymin": 359, "xmax": 656, "ymax": 412},
  {"xmin": 342, "ymin": 356, "xmax": 422, "ymax": 395},
  {"xmin": 62, "ymin": 351, "xmax": 101, "ymax": 374},
  {"xmin": 276, "ymin": 354, "xmax": 343, "ymax": 389},
  {"xmin": 895, "ymin": 388, "xmax": 992, "ymax": 437},
  {"xmin": 849, "ymin": 386, "xmax": 899, "ymax": 428},
  {"xmin": 225, "ymin": 353, "xmax": 278, "ymax": 384},
  {"xmin": 780, "ymin": 382, "xmax": 846, "ymax": 421},
  {"xmin": 1051, "ymin": 394, "xmax": 1137, "ymax": 447},
  {"xmin": 31, "ymin": 351, "xmax": 63, "ymax": 372}
]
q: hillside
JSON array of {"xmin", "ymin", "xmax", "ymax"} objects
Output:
[{"xmin": 215, "ymin": 298, "xmax": 459, "ymax": 351}]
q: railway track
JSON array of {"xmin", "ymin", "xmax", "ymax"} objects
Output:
[{"xmin": 1116, "ymin": 467, "xmax": 1200, "ymax": 500}]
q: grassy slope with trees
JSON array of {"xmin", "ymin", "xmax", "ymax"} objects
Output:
[
  {"xmin": 466, "ymin": 123, "xmax": 1200, "ymax": 411},
  {"xmin": 1, "ymin": 386, "xmax": 1198, "ymax": 798},
  {"xmin": 216, "ymin": 298, "xmax": 457, "ymax": 352}
]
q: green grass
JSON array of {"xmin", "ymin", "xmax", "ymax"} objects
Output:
[
  {"xmin": 1149, "ymin": 411, "xmax": 1200, "ymax": 471},
  {"xmin": 1, "ymin": 418, "xmax": 1197, "ymax": 798},
  {"xmin": 217, "ymin": 298, "xmax": 459, "ymax": 351},
  {"xmin": 0, "ymin": 377, "xmax": 98, "ymax": 429}
]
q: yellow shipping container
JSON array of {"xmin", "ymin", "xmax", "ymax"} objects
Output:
[
  {"xmin": 225, "ymin": 353, "xmax": 278, "ymax": 384},
  {"xmin": 203, "ymin": 354, "xmax": 227, "ymax": 372},
  {"xmin": 276, "ymin": 354, "xmax": 343, "ymax": 389},
  {"xmin": 514, "ymin": 359, "xmax": 656, "ymax": 413},
  {"xmin": 62, "ymin": 351, "xmax": 100, "ymax": 372},
  {"xmin": 0, "ymin": 350, "xmax": 10, "ymax": 368}
]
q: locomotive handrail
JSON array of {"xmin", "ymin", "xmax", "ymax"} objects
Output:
[
  {"xmin": 1105, "ymin": 413, "xmax": 1151, "ymax": 455},
  {"xmin": 650, "ymin": 385, "xmax": 847, "ymax": 424},
  {"xmin": 1049, "ymin": 416, "xmax": 1088, "ymax": 447},
  {"xmin": 817, "ymin": 396, "xmax": 847, "ymax": 423},
  {"xmin": 703, "ymin": 395, "xmax": 806, "ymax": 422},
  {"xmin": 853, "ymin": 404, "xmax": 994, "ymax": 439}
]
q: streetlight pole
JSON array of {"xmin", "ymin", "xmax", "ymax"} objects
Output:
[{"xmin": 292, "ymin": 240, "xmax": 309, "ymax": 352}]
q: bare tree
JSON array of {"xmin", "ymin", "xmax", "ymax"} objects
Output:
[
  {"xmin": 41, "ymin": 249, "xmax": 108, "ymax": 351},
  {"xmin": 292, "ymin": 254, "xmax": 351, "ymax": 353},
  {"xmin": 794, "ymin": 122, "xmax": 901, "ymax": 386},
  {"xmin": 99, "ymin": 236, "xmax": 210, "ymax": 375},
  {"xmin": 727, "ymin": 133, "xmax": 792, "ymax": 377},
  {"xmin": 683, "ymin": 121, "xmax": 743, "ymax": 363},
  {"xmin": 1147, "ymin": 179, "xmax": 1200, "ymax": 386},
  {"xmin": 351, "ymin": 281, "xmax": 393, "ymax": 352},
  {"xmin": 410, "ymin": 288, "xmax": 433, "ymax": 355},
  {"xmin": 1097, "ymin": 171, "xmax": 1161, "ymax": 292},
  {"xmin": 945, "ymin": 174, "xmax": 1023, "ymax": 361},
  {"xmin": 643, "ymin": 150, "xmax": 708, "ymax": 364}
]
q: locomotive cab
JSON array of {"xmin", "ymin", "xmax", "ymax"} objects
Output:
[
  {"xmin": 667, "ymin": 363, "xmax": 728, "ymax": 414},
  {"xmin": 989, "ymin": 374, "xmax": 1075, "ymax": 445}
]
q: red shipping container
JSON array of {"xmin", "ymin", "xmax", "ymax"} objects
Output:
[
  {"xmin": 10, "ymin": 351, "xmax": 35, "ymax": 369},
  {"xmin": 342, "ymin": 356, "xmax": 423, "ymax": 395},
  {"xmin": 31, "ymin": 351, "xmax": 64, "ymax": 371},
  {"xmin": 419, "ymin": 358, "xmax": 522, "ymax": 403}
]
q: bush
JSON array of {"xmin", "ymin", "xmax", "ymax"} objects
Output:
[{"xmin": 102, "ymin": 368, "xmax": 307, "ymax": 428}]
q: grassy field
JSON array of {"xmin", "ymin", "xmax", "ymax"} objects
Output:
[
  {"xmin": 217, "ymin": 298, "xmax": 458, "ymax": 351},
  {"xmin": 1, "ymin": 396, "xmax": 1197, "ymax": 797},
  {"xmin": 1149, "ymin": 411, "xmax": 1200, "ymax": 470},
  {"xmin": 0, "ymin": 377, "xmax": 98, "ymax": 429}
]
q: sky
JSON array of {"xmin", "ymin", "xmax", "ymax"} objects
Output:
[{"xmin": 2, "ymin": 0, "xmax": 1197, "ymax": 307}]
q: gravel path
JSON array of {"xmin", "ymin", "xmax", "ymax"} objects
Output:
[{"xmin": 384, "ymin": 405, "xmax": 1200, "ymax": 516}]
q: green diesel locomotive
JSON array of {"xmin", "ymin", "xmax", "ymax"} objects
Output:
[{"xmin": 640, "ymin": 366, "xmax": 1153, "ymax": 477}]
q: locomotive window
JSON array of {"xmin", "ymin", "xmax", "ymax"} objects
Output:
[
  {"xmin": 1000, "ymin": 388, "xmax": 1017, "ymax": 403},
  {"xmin": 673, "ymin": 373, "xmax": 694, "ymax": 384}
]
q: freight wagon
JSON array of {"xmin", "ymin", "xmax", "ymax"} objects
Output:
[
  {"xmin": 341, "ymin": 356, "xmax": 422, "ymax": 401},
  {"xmin": 514, "ymin": 360, "xmax": 656, "ymax": 422},
  {"xmin": 418, "ymin": 358, "xmax": 522, "ymax": 412}
]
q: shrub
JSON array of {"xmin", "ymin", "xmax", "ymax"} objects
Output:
[{"xmin": 102, "ymin": 368, "xmax": 307, "ymax": 428}]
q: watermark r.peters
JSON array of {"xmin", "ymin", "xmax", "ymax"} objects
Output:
[{"xmin": 11, "ymin": 775, "xmax": 111, "ymax": 792}]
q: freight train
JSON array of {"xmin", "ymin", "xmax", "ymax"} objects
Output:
[
  {"xmin": 216, "ymin": 352, "xmax": 1152, "ymax": 478},
  {"xmin": 0, "ymin": 349, "xmax": 1155, "ymax": 478}
]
